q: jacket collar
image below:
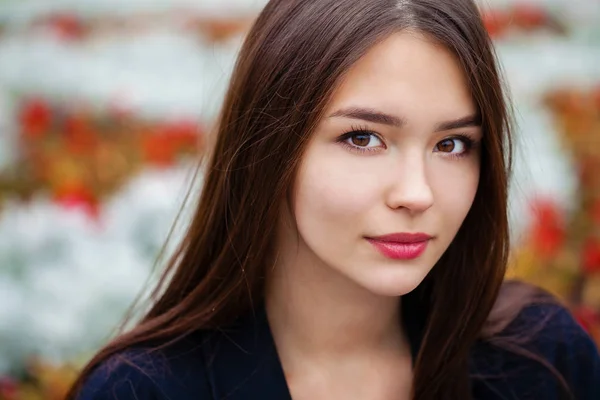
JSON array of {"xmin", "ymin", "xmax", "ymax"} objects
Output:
[{"xmin": 205, "ymin": 301, "xmax": 425, "ymax": 399}]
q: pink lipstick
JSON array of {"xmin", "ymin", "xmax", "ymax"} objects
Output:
[{"xmin": 366, "ymin": 232, "xmax": 432, "ymax": 260}]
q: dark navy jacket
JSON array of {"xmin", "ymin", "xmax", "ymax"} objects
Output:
[{"xmin": 77, "ymin": 302, "xmax": 600, "ymax": 399}]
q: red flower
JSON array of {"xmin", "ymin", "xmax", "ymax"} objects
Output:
[
  {"xmin": 142, "ymin": 132, "xmax": 176, "ymax": 167},
  {"xmin": 161, "ymin": 120, "xmax": 200, "ymax": 151},
  {"xmin": 529, "ymin": 200, "xmax": 565, "ymax": 257},
  {"xmin": 0, "ymin": 377, "xmax": 18, "ymax": 400},
  {"xmin": 53, "ymin": 183, "xmax": 99, "ymax": 219},
  {"xmin": 582, "ymin": 238, "xmax": 600, "ymax": 274},
  {"xmin": 511, "ymin": 4, "xmax": 548, "ymax": 31},
  {"xmin": 47, "ymin": 13, "xmax": 86, "ymax": 41},
  {"xmin": 19, "ymin": 98, "xmax": 52, "ymax": 139},
  {"xmin": 573, "ymin": 306, "xmax": 600, "ymax": 334},
  {"xmin": 481, "ymin": 11, "xmax": 509, "ymax": 38},
  {"xmin": 64, "ymin": 114, "xmax": 97, "ymax": 155},
  {"xmin": 143, "ymin": 120, "xmax": 201, "ymax": 166}
]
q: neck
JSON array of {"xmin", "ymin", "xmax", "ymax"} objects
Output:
[{"xmin": 265, "ymin": 236, "xmax": 406, "ymax": 360}]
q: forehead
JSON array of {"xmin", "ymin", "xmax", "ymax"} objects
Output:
[{"xmin": 328, "ymin": 32, "xmax": 476, "ymax": 122}]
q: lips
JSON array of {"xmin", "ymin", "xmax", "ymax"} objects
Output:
[
  {"xmin": 368, "ymin": 232, "xmax": 432, "ymax": 243},
  {"xmin": 366, "ymin": 232, "xmax": 432, "ymax": 260}
]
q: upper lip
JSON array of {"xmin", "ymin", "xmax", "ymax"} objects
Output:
[{"xmin": 367, "ymin": 232, "xmax": 432, "ymax": 243}]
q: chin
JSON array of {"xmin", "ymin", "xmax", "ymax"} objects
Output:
[{"xmin": 359, "ymin": 270, "xmax": 428, "ymax": 297}]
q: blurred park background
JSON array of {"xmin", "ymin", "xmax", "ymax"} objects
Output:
[{"xmin": 0, "ymin": 0, "xmax": 598, "ymax": 398}]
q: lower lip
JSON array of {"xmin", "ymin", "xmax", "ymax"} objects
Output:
[{"xmin": 366, "ymin": 239, "xmax": 429, "ymax": 260}]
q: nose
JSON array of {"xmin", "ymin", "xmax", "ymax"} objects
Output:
[{"xmin": 385, "ymin": 156, "xmax": 434, "ymax": 213}]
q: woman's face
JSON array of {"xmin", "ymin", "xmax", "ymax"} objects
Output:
[{"xmin": 285, "ymin": 32, "xmax": 482, "ymax": 296}]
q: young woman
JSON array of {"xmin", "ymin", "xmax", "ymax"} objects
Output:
[{"xmin": 69, "ymin": 0, "xmax": 600, "ymax": 399}]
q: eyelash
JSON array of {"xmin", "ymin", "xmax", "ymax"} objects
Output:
[
  {"xmin": 336, "ymin": 126, "xmax": 479, "ymax": 158},
  {"xmin": 337, "ymin": 125, "xmax": 384, "ymax": 154},
  {"xmin": 439, "ymin": 134, "xmax": 478, "ymax": 159}
]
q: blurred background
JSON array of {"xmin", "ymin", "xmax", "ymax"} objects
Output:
[{"xmin": 0, "ymin": 0, "xmax": 598, "ymax": 398}]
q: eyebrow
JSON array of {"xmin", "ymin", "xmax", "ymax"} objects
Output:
[
  {"xmin": 329, "ymin": 107, "xmax": 406, "ymax": 128},
  {"xmin": 328, "ymin": 106, "xmax": 481, "ymax": 131},
  {"xmin": 434, "ymin": 114, "xmax": 481, "ymax": 132}
]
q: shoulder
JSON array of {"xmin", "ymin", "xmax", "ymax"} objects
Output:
[
  {"xmin": 471, "ymin": 294, "xmax": 600, "ymax": 400},
  {"xmin": 75, "ymin": 334, "xmax": 214, "ymax": 400},
  {"xmin": 509, "ymin": 301, "xmax": 600, "ymax": 373}
]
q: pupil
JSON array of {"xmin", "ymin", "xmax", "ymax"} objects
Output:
[
  {"xmin": 439, "ymin": 139, "xmax": 455, "ymax": 152},
  {"xmin": 352, "ymin": 134, "xmax": 370, "ymax": 147}
]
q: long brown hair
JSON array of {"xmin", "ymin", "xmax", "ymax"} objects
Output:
[{"xmin": 69, "ymin": 0, "xmax": 532, "ymax": 398}]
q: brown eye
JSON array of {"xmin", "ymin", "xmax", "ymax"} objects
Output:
[
  {"xmin": 436, "ymin": 139, "xmax": 456, "ymax": 153},
  {"xmin": 340, "ymin": 130, "xmax": 385, "ymax": 152},
  {"xmin": 433, "ymin": 137, "xmax": 472, "ymax": 157},
  {"xmin": 351, "ymin": 133, "xmax": 372, "ymax": 147}
]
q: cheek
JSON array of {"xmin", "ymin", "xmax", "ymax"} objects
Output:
[
  {"xmin": 430, "ymin": 159, "xmax": 480, "ymax": 224},
  {"xmin": 293, "ymin": 149, "xmax": 380, "ymax": 234}
]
